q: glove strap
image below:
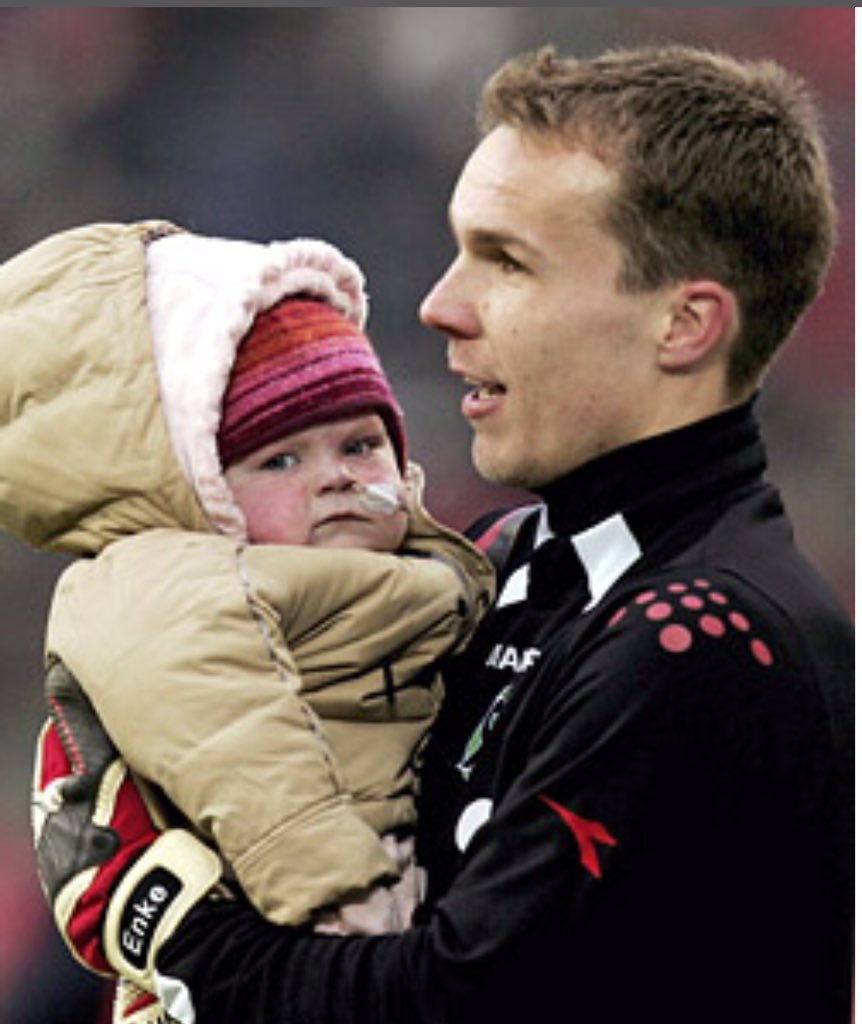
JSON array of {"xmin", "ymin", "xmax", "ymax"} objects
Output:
[{"xmin": 104, "ymin": 830, "xmax": 222, "ymax": 992}]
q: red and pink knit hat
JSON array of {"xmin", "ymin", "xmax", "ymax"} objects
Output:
[{"xmin": 217, "ymin": 297, "xmax": 407, "ymax": 471}]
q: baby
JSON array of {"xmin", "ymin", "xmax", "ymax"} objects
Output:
[{"xmin": 0, "ymin": 223, "xmax": 494, "ymax": 1014}]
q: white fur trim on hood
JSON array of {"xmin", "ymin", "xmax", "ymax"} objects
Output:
[{"xmin": 146, "ymin": 233, "xmax": 369, "ymax": 538}]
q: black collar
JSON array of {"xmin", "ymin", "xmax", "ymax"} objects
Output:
[
  {"xmin": 490, "ymin": 399, "xmax": 768, "ymax": 612},
  {"xmin": 534, "ymin": 398, "xmax": 766, "ymax": 539}
]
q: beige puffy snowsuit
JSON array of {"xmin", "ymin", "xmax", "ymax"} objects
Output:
[{"xmin": 0, "ymin": 221, "xmax": 494, "ymax": 925}]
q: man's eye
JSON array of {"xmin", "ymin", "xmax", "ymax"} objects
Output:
[
  {"xmin": 497, "ymin": 251, "xmax": 525, "ymax": 274},
  {"xmin": 261, "ymin": 452, "xmax": 298, "ymax": 470}
]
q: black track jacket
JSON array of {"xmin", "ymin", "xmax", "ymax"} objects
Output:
[{"xmin": 159, "ymin": 400, "xmax": 854, "ymax": 1024}]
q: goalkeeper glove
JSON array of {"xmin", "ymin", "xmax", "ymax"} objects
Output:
[{"xmin": 32, "ymin": 660, "xmax": 222, "ymax": 1002}]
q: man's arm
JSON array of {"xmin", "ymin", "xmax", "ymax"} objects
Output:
[
  {"xmin": 151, "ymin": 590, "xmax": 705, "ymax": 1022},
  {"xmin": 160, "ymin": 901, "xmax": 439, "ymax": 1023},
  {"xmin": 43, "ymin": 571, "xmax": 840, "ymax": 1023}
]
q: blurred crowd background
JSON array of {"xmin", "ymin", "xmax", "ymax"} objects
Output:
[{"xmin": 0, "ymin": 9, "xmax": 853, "ymax": 1021}]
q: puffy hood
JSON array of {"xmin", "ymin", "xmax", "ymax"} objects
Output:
[{"xmin": 0, "ymin": 221, "xmax": 369, "ymax": 554}]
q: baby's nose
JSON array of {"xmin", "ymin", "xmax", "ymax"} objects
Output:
[{"xmin": 319, "ymin": 458, "xmax": 359, "ymax": 492}]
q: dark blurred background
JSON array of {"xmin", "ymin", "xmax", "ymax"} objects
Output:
[{"xmin": 0, "ymin": 9, "xmax": 852, "ymax": 1021}]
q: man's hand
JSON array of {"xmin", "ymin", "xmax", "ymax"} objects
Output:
[
  {"xmin": 313, "ymin": 833, "xmax": 423, "ymax": 936},
  {"xmin": 32, "ymin": 660, "xmax": 222, "ymax": 1003}
]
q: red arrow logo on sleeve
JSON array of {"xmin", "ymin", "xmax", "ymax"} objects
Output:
[{"xmin": 539, "ymin": 795, "xmax": 618, "ymax": 879}]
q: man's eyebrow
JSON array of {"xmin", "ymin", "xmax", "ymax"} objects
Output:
[{"xmin": 463, "ymin": 228, "xmax": 541, "ymax": 258}]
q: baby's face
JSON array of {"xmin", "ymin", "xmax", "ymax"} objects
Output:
[{"xmin": 224, "ymin": 413, "xmax": 408, "ymax": 549}]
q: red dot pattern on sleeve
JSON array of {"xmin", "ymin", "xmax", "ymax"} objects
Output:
[{"xmin": 606, "ymin": 578, "xmax": 775, "ymax": 667}]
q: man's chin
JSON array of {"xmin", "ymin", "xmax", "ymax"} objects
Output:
[{"xmin": 472, "ymin": 443, "xmax": 543, "ymax": 491}]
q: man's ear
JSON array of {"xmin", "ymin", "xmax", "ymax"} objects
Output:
[{"xmin": 658, "ymin": 282, "xmax": 738, "ymax": 371}]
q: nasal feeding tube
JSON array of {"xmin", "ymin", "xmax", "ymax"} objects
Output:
[{"xmin": 356, "ymin": 482, "xmax": 404, "ymax": 516}]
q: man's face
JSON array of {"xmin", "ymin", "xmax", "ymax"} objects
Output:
[
  {"xmin": 420, "ymin": 126, "xmax": 676, "ymax": 490},
  {"xmin": 224, "ymin": 413, "xmax": 408, "ymax": 549}
]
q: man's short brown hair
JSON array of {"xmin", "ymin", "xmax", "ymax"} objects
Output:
[{"xmin": 479, "ymin": 45, "xmax": 837, "ymax": 393}]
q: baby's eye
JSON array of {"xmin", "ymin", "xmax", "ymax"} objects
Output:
[
  {"xmin": 344, "ymin": 434, "xmax": 385, "ymax": 457},
  {"xmin": 261, "ymin": 451, "xmax": 299, "ymax": 471}
]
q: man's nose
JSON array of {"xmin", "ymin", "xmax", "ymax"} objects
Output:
[{"xmin": 419, "ymin": 263, "xmax": 481, "ymax": 341}]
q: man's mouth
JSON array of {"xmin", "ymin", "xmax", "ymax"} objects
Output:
[
  {"xmin": 464, "ymin": 377, "xmax": 506, "ymax": 400},
  {"xmin": 461, "ymin": 376, "xmax": 507, "ymax": 421}
]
